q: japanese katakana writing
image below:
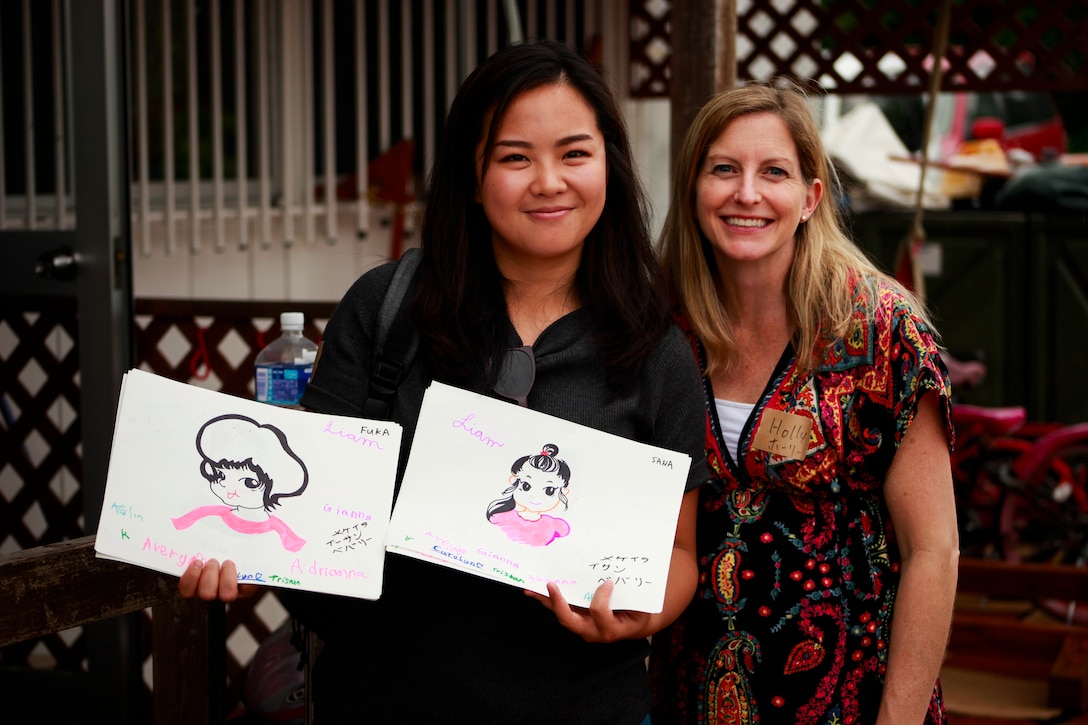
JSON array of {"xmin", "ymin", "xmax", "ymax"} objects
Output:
[
  {"xmin": 327, "ymin": 522, "xmax": 372, "ymax": 553},
  {"xmin": 589, "ymin": 555, "xmax": 653, "ymax": 587}
]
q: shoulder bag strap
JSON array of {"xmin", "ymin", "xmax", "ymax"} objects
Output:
[{"xmin": 362, "ymin": 247, "xmax": 421, "ymax": 419}]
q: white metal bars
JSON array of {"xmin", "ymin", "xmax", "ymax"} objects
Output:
[
  {"xmin": 4, "ymin": 1, "xmax": 595, "ymax": 248},
  {"xmin": 0, "ymin": 1, "xmax": 73, "ymax": 230}
]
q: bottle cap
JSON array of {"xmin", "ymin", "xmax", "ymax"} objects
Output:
[{"xmin": 280, "ymin": 312, "xmax": 305, "ymax": 330}]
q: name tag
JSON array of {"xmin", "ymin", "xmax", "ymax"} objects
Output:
[{"xmin": 751, "ymin": 408, "xmax": 812, "ymax": 461}]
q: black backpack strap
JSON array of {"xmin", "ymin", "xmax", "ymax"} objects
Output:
[{"xmin": 362, "ymin": 247, "xmax": 421, "ymax": 419}]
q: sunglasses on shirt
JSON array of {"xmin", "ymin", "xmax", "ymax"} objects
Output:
[{"xmin": 493, "ymin": 345, "xmax": 535, "ymax": 407}]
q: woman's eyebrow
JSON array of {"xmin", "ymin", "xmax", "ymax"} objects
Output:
[
  {"xmin": 492, "ymin": 133, "xmax": 596, "ymax": 150},
  {"xmin": 707, "ymin": 151, "xmax": 794, "ymax": 168},
  {"xmin": 557, "ymin": 133, "xmax": 594, "ymax": 146}
]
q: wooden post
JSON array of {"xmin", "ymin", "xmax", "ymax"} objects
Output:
[
  {"xmin": 668, "ymin": 0, "xmax": 735, "ymax": 165},
  {"xmin": 153, "ymin": 596, "xmax": 227, "ymax": 724}
]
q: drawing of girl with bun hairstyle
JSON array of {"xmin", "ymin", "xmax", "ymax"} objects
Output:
[
  {"xmin": 486, "ymin": 443, "xmax": 571, "ymax": 547},
  {"xmin": 172, "ymin": 414, "xmax": 308, "ymax": 552}
]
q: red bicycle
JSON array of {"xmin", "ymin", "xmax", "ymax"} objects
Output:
[
  {"xmin": 950, "ymin": 402, "xmax": 1088, "ymax": 624},
  {"xmin": 951, "ymin": 403, "xmax": 1034, "ymax": 557},
  {"xmin": 999, "ymin": 421, "xmax": 1088, "ymax": 623}
]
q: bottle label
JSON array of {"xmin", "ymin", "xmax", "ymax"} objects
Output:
[{"xmin": 255, "ymin": 364, "xmax": 313, "ymax": 406}]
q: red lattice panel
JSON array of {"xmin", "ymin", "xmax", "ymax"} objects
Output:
[
  {"xmin": 0, "ymin": 297, "xmax": 88, "ymax": 672},
  {"xmin": 629, "ymin": 0, "xmax": 1088, "ymax": 96},
  {"xmin": 1, "ymin": 298, "xmax": 335, "ymax": 712},
  {"xmin": 134, "ymin": 300, "xmax": 333, "ymax": 400}
]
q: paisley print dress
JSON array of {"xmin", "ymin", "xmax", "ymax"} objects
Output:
[{"xmin": 650, "ymin": 276, "xmax": 953, "ymax": 725}]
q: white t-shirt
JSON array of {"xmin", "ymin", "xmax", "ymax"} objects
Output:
[{"xmin": 715, "ymin": 398, "xmax": 755, "ymax": 463}]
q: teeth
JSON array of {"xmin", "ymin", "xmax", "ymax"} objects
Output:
[{"xmin": 725, "ymin": 217, "xmax": 768, "ymax": 228}]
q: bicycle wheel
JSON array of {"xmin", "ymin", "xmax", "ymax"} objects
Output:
[
  {"xmin": 950, "ymin": 405, "xmax": 1032, "ymax": 557},
  {"xmin": 999, "ymin": 423, "xmax": 1088, "ymax": 624},
  {"xmin": 957, "ymin": 437, "xmax": 1033, "ymax": 557}
]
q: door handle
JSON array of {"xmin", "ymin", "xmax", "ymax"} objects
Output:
[{"xmin": 35, "ymin": 246, "xmax": 79, "ymax": 281}]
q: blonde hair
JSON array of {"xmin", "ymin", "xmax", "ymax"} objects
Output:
[{"xmin": 659, "ymin": 81, "xmax": 932, "ymax": 377}]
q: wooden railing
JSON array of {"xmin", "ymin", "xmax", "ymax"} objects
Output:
[
  {"xmin": 0, "ymin": 536, "xmax": 224, "ymax": 725},
  {"xmin": 5, "ymin": 539, "xmax": 1088, "ymax": 721}
]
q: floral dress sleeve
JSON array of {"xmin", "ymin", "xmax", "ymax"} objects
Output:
[
  {"xmin": 883, "ymin": 281, "xmax": 954, "ymax": 453},
  {"xmin": 851, "ymin": 278, "xmax": 955, "ymax": 485}
]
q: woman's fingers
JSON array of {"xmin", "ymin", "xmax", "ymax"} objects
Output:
[
  {"xmin": 177, "ymin": 558, "xmax": 257, "ymax": 602},
  {"xmin": 215, "ymin": 559, "xmax": 240, "ymax": 602},
  {"xmin": 177, "ymin": 558, "xmax": 204, "ymax": 598},
  {"xmin": 588, "ymin": 579, "xmax": 615, "ymax": 622},
  {"xmin": 195, "ymin": 558, "xmax": 225, "ymax": 600}
]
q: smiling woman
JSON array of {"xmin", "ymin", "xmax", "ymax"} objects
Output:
[
  {"xmin": 477, "ymin": 83, "xmax": 608, "ymax": 297},
  {"xmin": 177, "ymin": 39, "xmax": 710, "ymax": 724},
  {"xmin": 694, "ymin": 112, "xmax": 822, "ymax": 298},
  {"xmin": 651, "ymin": 81, "xmax": 959, "ymax": 725}
]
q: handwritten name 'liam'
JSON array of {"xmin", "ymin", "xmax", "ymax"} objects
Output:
[
  {"xmin": 323, "ymin": 420, "xmax": 385, "ymax": 450},
  {"xmin": 451, "ymin": 413, "xmax": 504, "ymax": 449}
]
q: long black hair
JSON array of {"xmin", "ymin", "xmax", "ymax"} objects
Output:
[{"xmin": 412, "ymin": 39, "xmax": 669, "ymax": 393}]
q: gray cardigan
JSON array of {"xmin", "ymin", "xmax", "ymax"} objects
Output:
[{"xmin": 289, "ymin": 258, "xmax": 708, "ymax": 724}]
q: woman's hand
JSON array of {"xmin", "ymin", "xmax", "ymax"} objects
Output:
[
  {"xmin": 177, "ymin": 558, "xmax": 259, "ymax": 602},
  {"xmin": 528, "ymin": 488, "xmax": 701, "ymax": 643},
  {"xmin": 527, "ymin": 580, "xmax": 652, "ymax": 643}
]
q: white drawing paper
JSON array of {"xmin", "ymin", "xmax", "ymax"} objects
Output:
[
  {"xmin": 95, "ymin": 368, "xmax": 402, "ymax": 600},
  {"xmin": 385, "ymin": 382, "xmax": 691, "ymax": 613}
]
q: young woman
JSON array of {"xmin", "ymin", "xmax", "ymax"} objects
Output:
[
  {"xmin": 648, "ymin": 82, "xmax": 959, "ymax": 724},
  {"xmin": 178, "ymin": 39, "xmax": 708, "ymax": 723}
]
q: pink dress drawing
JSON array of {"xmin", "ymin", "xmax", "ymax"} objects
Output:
[{"xmin": 490, "ymin": 510, "xmax": 570, "ymax": 547}]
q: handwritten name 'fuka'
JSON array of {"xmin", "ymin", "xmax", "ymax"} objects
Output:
[{"xmin": 357, "ymin": 424, "xmax": 394, "ymax": 437}]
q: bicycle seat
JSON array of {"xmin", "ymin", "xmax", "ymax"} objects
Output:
[{"xmin": 951, "ymin": 404, "xmax": 1028, "ymax": 436}]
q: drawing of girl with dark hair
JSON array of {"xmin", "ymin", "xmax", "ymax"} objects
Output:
[
  {"xmin": 172, "ymin": 414, "xmax": 307, "ymax": 552},
  {"xmin": 486, "ymin": 443, "xmax": 571, "ymax": 547}
]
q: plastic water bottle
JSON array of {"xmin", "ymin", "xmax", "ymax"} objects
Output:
[{"xmin": 254, "ymin": 312, "xmax": 318, "ymax": 407}]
